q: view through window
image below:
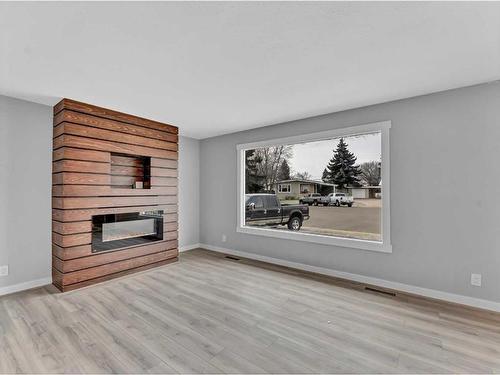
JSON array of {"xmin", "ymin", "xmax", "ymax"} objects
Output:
[{"xmin": 244, "ymin": 131, "xmax": 382, "ymax": 242}]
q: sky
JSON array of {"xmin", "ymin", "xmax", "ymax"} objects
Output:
[{"xmin": 288, "ymin": 132, "xmax": 381, "ymax": 180}]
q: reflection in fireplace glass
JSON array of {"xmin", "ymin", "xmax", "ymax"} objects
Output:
[{"xmin": 92, "ymin": 211, "xmax": 163, "ymax": 253}]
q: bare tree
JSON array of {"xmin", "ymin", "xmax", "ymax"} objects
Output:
[
  {"xmin": 254, "ymin": 145, "xmax": 293, "ymax": 191},
  {"xmin": 359, "ymin": 161, "xmax": 381, "ymax": 186},
  {"xmin": 294, "ymin": 171, "xmax": 312, "ymax": 180}
]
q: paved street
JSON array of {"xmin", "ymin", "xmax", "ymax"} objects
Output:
[{"xmin": 299, "ymin": 199, "xmax": 381, "ymax": 240}]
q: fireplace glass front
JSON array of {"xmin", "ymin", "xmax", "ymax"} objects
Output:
[{"xmin": 92, "ymin": 211, "xmax": 163, "ymax": 253}]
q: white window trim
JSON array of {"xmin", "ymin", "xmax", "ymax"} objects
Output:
[
  {"xmin": 278, "ymin": 184, "xmax": 291, "ymax": 193},
  {"xmin": 236, "ymin": 120, "xmax": 392, "ymax": 253}
]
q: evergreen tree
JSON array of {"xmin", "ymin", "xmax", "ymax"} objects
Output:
[
  {"xmin": 324, "ymin": 138, "xmax": 361, "ymax": 189},
  {"xmin": 277, "ymin": 159, "xmax": 291, "ymax": 181},
  {"xmin": 245, "ymin": 150, "xmax": 264, "ymax": 193},
  {"xmin": 321, "ymin": 168, "xmax": 328, "ymax": 182}
]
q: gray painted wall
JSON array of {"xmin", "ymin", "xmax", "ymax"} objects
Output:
[
  {"xmin": 0, "ymin": 95, "xmax": 200, "ymax": 291},
  {"xmin": 178, "ymin": 136, "xmax": 200, "ymax": 248},
  {"xmin": 200, "ymin": 82, "xmax": 500, "ymax": 303},
  {"xmin": 0, "ymin": 95, "xmax": 53, "ymax": 289}
]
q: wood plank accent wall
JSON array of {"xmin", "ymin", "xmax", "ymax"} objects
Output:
[{"xmin": 52, "ymin": 99, "xmax": 179, "ymax": 292}]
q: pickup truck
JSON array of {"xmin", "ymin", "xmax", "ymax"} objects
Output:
[
  {"xmin": 246, "ymin": 194, "xmax": 309, "ymax": 231},
  {"xmin": 324, "ymin": 192, "xmax": 354, "ymax": 207},
  {"xmin": 299, "ymin": 193, "xmax": 322, "ymax": 206}
]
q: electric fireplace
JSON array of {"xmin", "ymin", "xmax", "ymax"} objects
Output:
[{"xmin": 92, "ymin": 210, "xmax": 164, "ymax": 253}]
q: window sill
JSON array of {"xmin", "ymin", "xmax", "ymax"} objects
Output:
[{"xmin": 236, "ymin": 225, "xmax": 392, "ymax": 253}]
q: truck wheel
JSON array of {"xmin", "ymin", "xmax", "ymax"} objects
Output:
[
  {"xmin": 288, "ymin": 216, "xmax": 301, "ymax": 231},
  {"xmin": 313, "ymin": 200, "xmax": 318, "ymax": 206},
  {"xmin": 335, "ymin": 200, "xmax": 340, "ymax": 207},
  {"xmin": 347, "ymin": 203, "xmax": 353, "ymax": 207},
  {"xmin": 323, "ymin": 202, "xmax": 328, "ymax": 206}
]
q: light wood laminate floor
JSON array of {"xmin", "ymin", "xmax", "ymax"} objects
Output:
[{"xmin": 1, "ymin": 249, "xmax": 500, "ymax": 374}]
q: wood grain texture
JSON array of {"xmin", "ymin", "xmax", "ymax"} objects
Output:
[
  {"xmin": 53, "ymin": 196, "xmax": 176, "ymax": 209},
  {"xmin": 58, "ymin": 251, "xmax": 176, "ymax": 286},
  {"xmin": 52, "ymin": 99, "xmax": 178, "ymax": 292},
  {"xmin": 53, "ymin": 172, "xmax": 110, "ymax": 186},
  {"xmin": 54, "ymin": 110, "xmax": 178, "ymax": 143},
  {"xmin": 52, "ymin": 232, "xmax": 91, "ymax": 248},
  {"xmin": 52, "ymin": 237, "xmax": 178, "ymax": 261},
  {"xmin": 151, "ymin": 167, "xmax": 178, "ymax": 178},
  {"xmin": 151, "ymin": 158, "xmax": 178, "ymax": 169},
  {"xmin": 54, "ymin": 134, "xmax": 178, "ymax": 160},
  {"xmin": 54, "ymin": 241, "xmax": 178, "ymax": 273},
  {"xmin": 151, "ymin": 176, "xmax": 178, "ymax": 186},
  {"xmin": 53, "ymin": 147, "xmax": 111, "ymax": 163},
  {"xmin": 52, "ymin": 220, "xmax": 92, "ymax": 235},
  {"xmin": 2, "ymin": 249, "xmax": 500, "ymax": 373},
  {"xmin": 54, "ymin": 122, "xmax": 177, "ymax": 151},
  {"xmin": 54, "ymin": 98, "xmax": 178, "ymax": 134},
  {"xmin": 52, "ymin": 185, "xmax": 177, "ymax": 197},
  {"xmin": 52, "ymin": 204, "xmax": 177, "ymax": 222},
  {"xmin": 53, "ymin": 160, "xmax": 110, "ymax": 174}
]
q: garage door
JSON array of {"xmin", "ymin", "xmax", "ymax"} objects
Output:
[{"xmin": 352, "ymin": 189, "xmax": 367, "ymax": 199}]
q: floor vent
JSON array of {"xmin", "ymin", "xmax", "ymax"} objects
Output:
[
  {"xmin": 365, "ymin": 286, "xmax": 396, "ymax": 297},
  {"xmin": 224, "ymin": 255, "xmax": 240, "ymax": 261}
]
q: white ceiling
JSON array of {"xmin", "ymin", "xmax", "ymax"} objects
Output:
[{"xmin": 1, "ymin": 2, "xmax": 499, "ymax": 139}]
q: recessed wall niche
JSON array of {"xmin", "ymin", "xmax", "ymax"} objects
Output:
[{"xmin": 110, "ymin": 153, "xmax": 151, "ymax": 189}]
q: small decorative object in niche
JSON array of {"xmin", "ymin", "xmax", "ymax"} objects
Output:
[{"xmin": 110, "ymin": 153, "xmax": 151, "ymax": 189}]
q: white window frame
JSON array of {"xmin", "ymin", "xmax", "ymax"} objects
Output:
[
  {"xmin": 278, "ymin": 184, "xmax": 291, "ymax": 193},
  {"xmin": 236, "ymin": 120, "xmax": 392, "ymax": 253}
]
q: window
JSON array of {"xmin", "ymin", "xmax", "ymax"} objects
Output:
[
  {"xmin": 278, "ymin": 184, "xmax": 291, "ymax": 193},
  {"xmin": 300, "ymin": 184, "xmax": 311, "ymax": 194},
  {"xmin": 246, "ymin": 195, "xmax": 264, "ymax": 209},
  {"xmin": 237, "ymin": 121, "xmax": 391, "ymax": 253}
]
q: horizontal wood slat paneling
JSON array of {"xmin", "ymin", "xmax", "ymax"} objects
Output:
[
  {"xmin": 53, "ymin": 172, "xmax": 110, "ymax": 186},
  {"xmin": 52, "ymin": 99, "xmax": 178, "ymax": 292},
  {"xmin": 52, "ymin": 204, "xmax": 177, "ymax": 222},
  {"xmin": 59, "ymin": 251, "xmax": 176, "ymax": 285},
  {"xmin": 54, "ymin": 110, "xmax": 178, "ymax": 143},
  {"xmin": 164, "ymin": 213, "xmax": 178, "ymax": 223},
  {"xmin": 54, "ymin": 134, "xmax": 178, "ymax": 160},
  {"xmin": 53, "ymin": 147, "xmax": 111, "ymax": 163},
  {"xmin": 53, "ymin": 160, "xmax": 110, "ymax": 174},
  {"xmin": 53, "ymin": 195, "xmax": 176, "ymax": 209},
  {"xmin": 53, "ymin": 237, "xmax": 178, "ymax": 261},
  {"xmin": 164, "ymin": 231, "xmax": 178, "ymax": 241},
  {"xmin": 163, "ymin": 222, "xmax": 178, "ymax": 232},
  {"xmin": 150, "ymin": 176, "xmax": 177, "ymax": 186},
  {"xmin": 110, "ymin": 154, "xmax": 143, "ymax": 167},
  {"xmin": 52, "ymin": 220, "xmax": 92, "ymax": 235},
  {"xmin": 151, "ymin": 167, "xmax": 177, "ymax": 178},
  {"xmin": 54, "ymin": 122, "xmax": 177, "ymax": 151},
  {"xmin": 52, "ymin": 185, "xmax": 177, "ymax": 197},
  {"xmin": 54, "ymin": 98, "xmax": 178, "ymax": 135},
  {"xmin": 53, "ymin": 257, "xmax": 178, "ymax": 292},
  {"xmin": 151, "ymin": 158, "xmax": 178, "ymax": 169},
  {"xmin": 55, "ymin": 241, "xmax": 178, "ymax": 273},
  {"xmin": 53, "ymin": 244, "xmax": 91, "ymax": 260},
  {"xmin": 52, "ymin": 232, "xmax": 91, "ymax": 248}
]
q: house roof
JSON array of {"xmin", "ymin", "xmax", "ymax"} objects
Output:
[
  {"xmin": 277, "ymin": 179, "xmax": 337, "ymax": 187},
  {"xmin": 347, "ymin": 186, "xmax": 381, "ymax": 189}
]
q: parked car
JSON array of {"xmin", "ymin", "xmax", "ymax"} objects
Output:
[
  {"xmin": 299, "ymin": 193, "xmax": 322, "ymax": 206},
  {"xmin": 246, "ymin": 194, "xmax": 309, "ymax": 231},
  {"xmin": 324, "ymin": 192, "xmax": 354, "ymax": 207}
]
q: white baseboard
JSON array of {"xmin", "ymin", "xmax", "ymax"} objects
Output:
[
  {"xmin": 179, "ymin": 243, "xmax": 201, "ymax": 252},
  {"xmin": 199, "ymin": 243, "xmax": 500, "ymax": 313},
  {"xmin": 0, "ymin": 277, "xmax": 52, "ymax": 297}
]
